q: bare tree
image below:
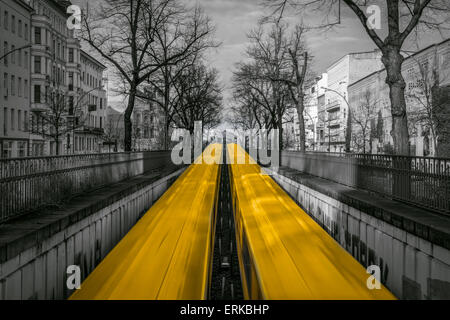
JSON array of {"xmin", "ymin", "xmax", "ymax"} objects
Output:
[
  {"xmin": 231, "ymin": 21, "xmax": 293, "ymax": 157},
  {"xmin": 103, "ymin": 111, "xmax": 124, "ymax": 152},
  {"xmin": 36, "ymin": 86, "xmax": 100, "ymax": 155},
  {"xmin": 268, "ymin": 23, "xmax": 313, "ymax": 151},
  {"xmin": 232, "ymin": 62, "xmax": 275, "ymax": 131},
  {"xmin": 82, "ymin": 0, "xmax": 215, "ymax": 151},
  {"xmin": 266, "ymin": 0, "xmax": 450, "ymax": 155},
  {"xmin": 136, "ymin": 5, "xmax": 218, "ymax": 149},
  {"xmin": 406, "ymin": 51, "xmax": 450, "ymax": 156},
  {"xmin": 171, "ymin": 62, "xmax": 223, "ymax": 134},
  {"xmin": 352, "ymin": 89, "xmax": 379, "ymax": 153}
]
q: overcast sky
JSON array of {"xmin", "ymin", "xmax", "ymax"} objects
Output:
[{"xmin": 76, "ymin": 0, "xmax": 448, "ymax": 111}]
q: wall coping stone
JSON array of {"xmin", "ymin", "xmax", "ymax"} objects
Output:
[
  {"xmin": 0, "ymin": 166, "xmax": 185, "ymax": 264},
  {"xmin": 274, "ymin": 166, "xmax": 450, "ymax": 251}
]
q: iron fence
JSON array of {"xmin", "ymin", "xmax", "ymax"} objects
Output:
[
  {"xmin": 0, "ymin": 151, "xmax": 173, "ymax": 223},
  {"xmin": 282, "ymin": 151, "xmax": 450, "ymax": 215}
]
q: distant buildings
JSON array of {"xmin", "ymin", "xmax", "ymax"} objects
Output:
[
  {"xmin": 318, "ymin": 50, "xmax": 383, "ymax": 152},
  {"xmin": 348, "ymin": 39, "xmax": 450, "ymax": 156},
  {"xmin": 70, "ymin": 50, "xmax": 107, "ymax": 154},
  {"xmin": 0, "ymin": 0, "xmax": 109, "ymax": 158},
  {"xmin": 0, "ymin": 0, "xmax": 33, "ymax": 158},
  {"xmin": 284, "ymin": 49, "xmax": 383, "ymax": 152},
  {"xmin": 131, "ymin": 97, "xmax": 165, "ymax": 151},
  {"xmin": 287, "ymin": 41, "xmax": 450, "ymax": 157},
  {"xmin": 104, "ymin": 105, "xmax": 124, "ymax": 152}
]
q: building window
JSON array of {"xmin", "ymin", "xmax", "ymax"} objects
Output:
[
  {"xmin": 11, "ymin": 108, "xmax": 15, "ymax": 130},
  {"xmin": 18, "ymin": 110, "xmax": 22, "ymax": 131},
  {"xmin": 3, "ymin": 108, "xmax": 7, "ymax": 135},
  {"xmin": 3, "ymin": 73, "xmax": 7, "ymax": 95},
  {"xmin": 34, "ymin": 56, "xmax": 41, "ymax": 74},
  {"xmin": 18, "ymin": 77, "xmax": 22, "ymax": 97},
  {"xmin": 11, "ymin": 15, "xmax": 15, "ymax": 33},
  {"xmin": 4, "ymin": 11, "xmax": 8, "ymax": 30},
  {"xmin": 69, "ymin": 48, "xmax": 74, "ymax": 62},
  {"xmin": 34, "ymin": 85, "xmax": 41, "ymax": 103},
  {"xmin": 2, "ymin": 141, "xmax": 12, "ymax": 158},
  {"xmin": 18, "ymin": 49, "xmax": 22, "ymax": 67},
  {"xmin": 24, "ymin": 51, "xmax": 28, "ymax": 69},
  {"xmin": 11, "ymin": 75, "xmax": 15, "ymax": 96},
  {"xmin": 3, "ymin": 41, "xmax": 7, "ymax": 66},
  {"xmin": 34, "ymin": 26, "xmax": 41, "ymax": 44},
  {"xmin": 24, "ymin": 23, "xmax": 28, "ymax": 40},
  {"xmin": 24, "ymin": 111, "xmax": 28, "ymax": 131},
  {"xmin": 18, "ymin": 20, "xmax": 22, "ymax": 37},
  {"xmin": 69, "ymin": 96, "xmax": 74, "ymax": 114},
  {"xmin": 11, "ymin": 45, "xmax": 15, "ymax": 64},
  {"xmin": 24, "ymin": 80, "xmax": 28, "ymax": 98},
  {"xmin": 69, "ymin": 72, "xmax": 74, "ymax": 90},
  {"xmin": 18, "ymin": 142, "xmax": 26, "ymax": 157}
]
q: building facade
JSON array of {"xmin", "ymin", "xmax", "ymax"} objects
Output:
[
  {"xmin": 27, "ymin": 0, "xmax": 84, "ymax": 156},
  {"xmin": 319, "ymin": 50, "xmax": 383, "ymax": 152},
  {"xmin": 70, "ymin": 50, "xmax": 107, "ymax": 154},
  {"xmin": 0, "ymin": 0, "xmax": 33, "ymax": 158},
  {"xmin": 0, "ymin": 0, "xmax": 109, "ymax": 157},
  {"xmin": 132, "ymin": 97, "xmax": 165, "ymax": 151},
  {"xmin": 348, "ymin": 39, "xmax": 450, "ymax": 156}
]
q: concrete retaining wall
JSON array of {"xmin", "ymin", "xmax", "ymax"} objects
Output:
[
  {"xmin": 0, "ymin": 168, "xmax": 184, "ymax": 300},
  {"xmin": 271, "ymin": 171, "xmax": 450, "ymax": 300}
]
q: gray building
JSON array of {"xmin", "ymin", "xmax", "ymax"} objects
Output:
[{"xmin": 0, "ymin": 0, "xmax": 33, "ymax": 158}]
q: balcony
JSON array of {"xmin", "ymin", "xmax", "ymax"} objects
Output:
[
  {"xmin": 326, "ymin": 100, "xmax": 340, "ymax": 112},
  {"xmin": 31, "ymin": 103, "xmax": 48, "ymax": 112},
  {"xmin": 328, "ymin": 119, "xmax": 341, "ymax": 128},
  {"xmin": 74, "ymin": 126, "xmax": 104, "ymax": 136}
]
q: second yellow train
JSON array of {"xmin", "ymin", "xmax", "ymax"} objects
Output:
[{"xmin": 227, "ymin": 143, "xmax": 396, "ymax": 300}]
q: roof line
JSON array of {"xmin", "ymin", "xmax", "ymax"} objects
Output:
[
  {"xmin": 81, "ymin": 49, "xmax": 107, "ymax": 70},
  {"xmin": 348, "ymin": 38, "xmax": 450, "ymax": 88}
]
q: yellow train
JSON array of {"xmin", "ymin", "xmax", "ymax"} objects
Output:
[
  {"xmin": 227, "ymin": 143, "xmax": 396, "ymax": 300},
  {"xmin": 70, "ymin": 144, "xmax": 222, "ymax": 300}
]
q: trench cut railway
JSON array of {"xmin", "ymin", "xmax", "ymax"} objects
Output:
[{"xmin": 70, "ymin": 143, "xmax": 396, "ymax": 300}]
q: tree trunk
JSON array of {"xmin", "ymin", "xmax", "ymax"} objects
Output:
[
  {"xmin": 163, "ymin": 77, "xmax": 170, "ymax": 150},
  {"xmin": 382, "ymin": 47, "xmax": 411, "ymax": 200},
  {"xmin": 382, "ymin": 48, "xmax": 410, "ymax": 156},
  {"xmin": 124, "ymin": 86, "xmax": 136, "ymax": 152},
  {"xmin": 345, "ymin": 108, "xmax": 352, "ymax": 152},
  {"xmin": 55, "ymin": 136, "xmax": 59, "ymax": 156},
  {"xmin": 164, "ymin": 116, "xmax": 170, "ymax": 150},
  {"xmin": 277, "ymin": 117, "xmax": 283, "ymax": 167},
  {"xmin": 296, "ymin": 96, "xmax": 306, "ymax": 152}
]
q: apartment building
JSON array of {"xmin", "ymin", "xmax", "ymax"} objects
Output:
[
  {"xmin": 0, "ymin": 0, "xmax": 33, "ymax": 158},
  {"xmin": 26, "ymin": 0, "xmax": 79, "ymax": 155},
  {"xmin": 349, "ymin": 39, "xmax": 450, "ymax": 156},
  {"xmin": 319, "ymin": 50, "xmax": 383, "ymax": 152},
  {"xmin": 71, "ymin": 50, "xmax": 107, "ymax": 154}
]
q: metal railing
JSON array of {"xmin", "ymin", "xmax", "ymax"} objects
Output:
[
  {"xmin": 282, "ymin": 151, "xmax": 450, "ymax": 215},
  {"xmin": 0, "ymin": 151, "xmax": 174, "ymax": 223}
]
